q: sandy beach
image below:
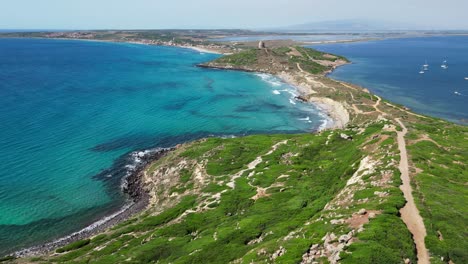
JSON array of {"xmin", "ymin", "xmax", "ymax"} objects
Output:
[{"xmin": 277, "ymin": 71, "xmax": 350, "ymax": 130}]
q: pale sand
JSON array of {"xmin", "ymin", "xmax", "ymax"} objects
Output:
[
  {"xmin": 309, "ymin": 97, "xmax": 350, "ymax": 130},
  {"xmin": 184, "ymin": 46, "xmax": 223, "ymax": 54},
  {"xmin": 277, "ymin": 72, "xmax": 350, "ymax": 130}
]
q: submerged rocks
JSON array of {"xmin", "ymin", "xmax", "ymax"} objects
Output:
[
  {"xmin": 123, "ymin": 147, "xmax": 174, "ymax": 201},
  {"xmin": 295, "ymin": 95, "xmax": 309, "ymax": 102}
]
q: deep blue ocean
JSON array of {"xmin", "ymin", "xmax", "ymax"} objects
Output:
[
  {"xmin": 313, "ymin": 36, "xmax": 468, "ymax": 123},
  {"xmin": 0, "ymin": 38, "xmax": 325, "ymax": 254}
]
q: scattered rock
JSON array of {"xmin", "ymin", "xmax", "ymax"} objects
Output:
[
  {"xmin": 374, "ymin": 191, "xmax": 388, "ymax": 197},
  {"xmin": 340, "ymin": 133, "xmax": 353, "ymax": 140},
  {"xmin": 339, "ymin": 234, "xmax": 351, "ymax": 243},
  {"xmin": 330, "ymin": 219, "xmax": 345, "ymax": 225},
  {"xmin": 437, "ymin": 230, "xmax": 444, "ymax": 241},
  {"xmin": 271, "ymin": 246, "xmax": 286, "ymax": 260},
  {"xmin": 322, "ymin": 233, "xmax": 337, "ymax": 243},
  {"xmin": 358, "ymin": 208, "xmax": 367, "ymax": 215}
]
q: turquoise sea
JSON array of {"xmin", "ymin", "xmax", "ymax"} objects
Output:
[
  {"xmin": 0, "ymin": 38, "xmax": 325, "ymax": 254},
  {"xmin": 313, "ymin": 36, "xmax": 468, "ymax": 123}
]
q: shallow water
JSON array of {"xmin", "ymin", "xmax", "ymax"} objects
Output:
[
  {"xmin": 0, "ymin": 38, "xmax": 325, "ymax": 254},
  {"xmin": 312, "ymin": 36, "xmax": 468, "ymax": 123}
]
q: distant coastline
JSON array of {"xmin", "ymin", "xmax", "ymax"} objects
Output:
[{"xmin": 3, "ymin": 32, "xmax": 465, "ymax": 260}]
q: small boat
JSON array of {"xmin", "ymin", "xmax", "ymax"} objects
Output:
[
  {"xmin": 419, "ymin": 69, "xmax": 425, "ymax": 74},
  {"xmin": 441, "ymin": 60, "xmax": 448, "ymax": 69},
  {"xmin": 454, "ymin": 91, "xmax": 461, "ymax": 96},
  {"xmin": 465, "ymin": 77, "xmax": 468, "ymax": 80},
  {"xmin": 423, "ymin": 60, "xmax": 429, "ymax": 68}
]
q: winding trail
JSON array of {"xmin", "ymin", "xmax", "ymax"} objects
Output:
[
  {"xmin": 384, "ymin": 102, "xmax": 428, "ymax": 119},
  {"xmin": 395, "ymin": 118, "xmax": 430, "ymax": 264}
]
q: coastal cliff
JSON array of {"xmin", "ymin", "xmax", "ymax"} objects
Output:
[{"xmin": 5, "ymin": 42, "xmax": 467, "ymax": 264}]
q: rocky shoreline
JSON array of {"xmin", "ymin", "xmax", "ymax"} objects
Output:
[
  {"xmin": 11, "ymin": 147, "xmax": 173, "ymax": 258},
  {"xmin": 9, "ymin": 42, "xmax": 347, "ymax": 259}
]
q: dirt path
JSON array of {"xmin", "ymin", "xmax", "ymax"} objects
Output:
[
  {"xmin": 297, "ymin": 63, "xmax": 336, "ymax": 92},
  {"xmin": 339, "ymin": 81, "xmax": 358, "ymax": 91},
  {"xmin": 395, "ymin": 118, "xmax": 430, "ymax": 264},
  {"xmin": 373, "ymin": 95, "xmax": 383, "ymax": 114},
  {"xmin": 384, "ymin": 102, "xmax": 428, "ymax": 119}
]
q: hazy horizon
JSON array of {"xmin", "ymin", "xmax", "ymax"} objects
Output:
[{"xmin": 1, "ymin": 0, "xmax": 468, "ymax": 30}]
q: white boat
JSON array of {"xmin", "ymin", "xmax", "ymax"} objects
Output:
[
  {"xmin": 441, "ymin": 60, "xmax": 448, "ymax": 69},
  {"xmin": 419, "ymin": 65, "xmax": 425, "ymax": 74},
  {"xmin": 423, "ymin": 60, "xmax": 429, "ymax": 68},
  {"xmin": 465, "ymin": 77, "xmax": 468, "ymax": 80},
  {"xmin": 454, "ymin": 91, "xmax": 461, "ymax": 96}
]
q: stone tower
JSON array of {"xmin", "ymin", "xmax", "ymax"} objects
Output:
[{"xmin": 258, "ymin": 41, "xmax": 266, "ymax": 49}]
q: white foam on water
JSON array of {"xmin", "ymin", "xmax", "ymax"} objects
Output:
[
  {"xmin": 256, "ymin": 72, "xmax": 331, "ymax": 131},
  {"xmin": 256, "ymin": 73, "xmax": 282, "ymax": 87},
  {"xmin": 298, "ymin": 116, "xmax": 313, "ymax": 123},
  {"xmin": 317, "ymin": 111, "xmax": 333, "ymax": 131}
]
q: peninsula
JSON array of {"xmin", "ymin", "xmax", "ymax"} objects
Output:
[{"xmin": 1, "ymin": 31, "xmax": 466, "ymax": 264}]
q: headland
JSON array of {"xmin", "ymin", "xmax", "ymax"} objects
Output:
[{"xmin": 0, "ymin": 30, "xmax": 466, "ymax": 264}]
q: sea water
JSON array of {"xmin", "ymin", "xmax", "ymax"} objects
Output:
[
  {"xmin": 312, "ymin": 36, "xmax": 468, "ymax": 123},
  {"xmin": 0, "ymin": 38, "xmax": 325, "ymax": 254}
]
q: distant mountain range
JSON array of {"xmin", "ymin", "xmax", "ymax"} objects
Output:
[{"xmin": 271, "ymin": 19, "xmax": 429, "ymax": 32}]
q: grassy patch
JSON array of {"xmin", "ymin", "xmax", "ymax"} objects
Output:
[
  {"xmin": 56, "ymin": 239, "xmax": 91, "ymax": 253},
  {"xmin": 213, "ymin": 49, "xmax": 258, "ymax": 66},
  {"xmin": 407, "ymin": 120, "xmax": 468, "ymax": 263}
]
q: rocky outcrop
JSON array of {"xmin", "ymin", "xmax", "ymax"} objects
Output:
[{"xmin": 301, "ymin": 231, "xmax": 355, "ymax": 264}]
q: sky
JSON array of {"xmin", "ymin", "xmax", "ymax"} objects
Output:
[{"xmin": 1, "ymin": 0, "xmax": 467, "ymax": 30}]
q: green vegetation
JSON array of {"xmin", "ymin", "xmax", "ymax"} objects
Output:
[
  {"xmin": 214, "ymin": 49, "xmax": 258, "ymax": 66},
  {"xmin": 56, "ymin": 239, "xmax": 90, "ymax": 253},
  {"xmin": 30, "ymin": 121, "xmax": 419, "ymax": 263},
  {"xmin": 295, "ymin": 46, "xmax": 349, "ymax": 62},
  {"xmin": 342, "ymin": 215, "xmax": 414, "ymax": 264},
  {"xmin": 406, "ymin": 120, "xmax": 468, "ymax": 263},
  {"xmin": 0, "ymin": 256, "xmax": 15, "ymax": 263},
  {"xmin": 5, "ymin": 33, "xmax": 465, "ymax": 263},
  {"xmin": 289, "ymin": 55, "xmax": 328, "ymax": 74},
  {"xmin": 206, "ymin": 46, "xmax": 344, "ymax": 75}
]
